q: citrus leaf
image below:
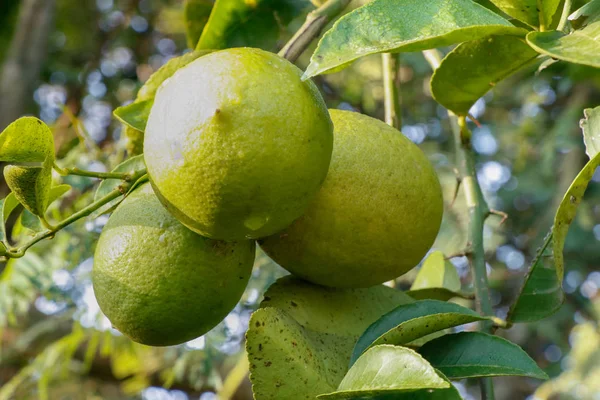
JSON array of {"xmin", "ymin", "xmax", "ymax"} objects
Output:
[
  {"xmin": 552, "ymin": 152, "xmax": 600, "ymax": 289},
  {"xmin": 47, "ymin": 184, "xmax": 71, "ymax": 206},
  {"xmin": 113, "ymin": 100, "xmax": 152, "ymax": 132},
  {"xmin": 113, "ymin": 50, "xmax": 212, "ymax": 132},
  {"xmin": 21, "ymin": 210, "xmax": 43, "ymax": 233},
  {"xmin": 431, "ymin": 35, "xmax": 538, "ymax": 116},
  {"xmin": 581, "ymin": 106, "xmax": 600, "ymax": 159},
  {"xmin": 196, "ymin": 0, "xmax": 309, "ymax": 51},
  {"xmin": 526, "ymin": 22, "xmax": 600, "ymax": 69},
  {"xmin": 411, "ymin": 251, "xmax": 461, "ymax": 292},
  {"xmin": 490, "ymin": 0, "xmax": 563, "ymax": 29},
  {"xmin": 303, "ymin": 0, "xmax": 527, "ymax": 78},
  {"xmin": 350, "ymin": 300, "xmax": 489, "ymax": 367},
  {"xmin": 318, "ymin": 345, "xmax": 449, "ymax": 399},
  {"xmin": 0, "ymin": 117, "xmax": 55, "ymax": 217},
  {"xmin": 487, "ymin": 0, "xmax": 539, "ymax": 27},
  {"xmin": 184, "ymin": 0, "xmax": 213, "ymax": 49},
  {"xmin": 419, "ymin": 332, "xmax": 549, "ymax": 380},
  {"xmin": 0, "ymin": 117, "xmax": 54, "ymax": 164},
  {"xmin": 247, "ymin": 276, "xmax": 412, "ymax": 400},
  {"xmin": 89, "ymin": 155, "xmax": 146, "ymax": 219},
  {"xmin": 509, "ymin": 150, "xmax": 600, "ymax": 323},
  {"xmin": 569, "ymin": 0, "xmax": 600, "ymax": 27},
  {"xmin": 407, "ymin": 288, "xmax": 474, "ymax": 301},
  {"xmin": 0, "ymin": 193, "xmax": 20, "ymax": 242},
  {"xmin": 4, "ymin": 164, "xmax": 53, "ymax": 217},
  {"xmin": 507, "ymin": 231, "xmax": 562, "ymax": 323}
]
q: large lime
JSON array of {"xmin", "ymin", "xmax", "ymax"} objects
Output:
[
  {"xmin": 144, "ymin": 48, "xmax": 333, "ymax": 241},
  {"xmin": 93, "ymin": 183, "xmax": 255, "ymax": 346},
  {"xmin": 259, "ymin": 109, "xmax": 443, "ymax": 288}
]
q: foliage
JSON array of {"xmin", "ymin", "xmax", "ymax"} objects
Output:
[{"xmin": 0, "ymin": 0, "xmax": 600, "ymax": 398}]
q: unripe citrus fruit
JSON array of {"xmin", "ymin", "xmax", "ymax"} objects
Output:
[
  {"xmin": 144, "ymin": 48, "xmax": 333, "ymax": 241},
  {"xmin": 259, "ymin": 109, "xmax": 443, "ymax": 288},
  {"xmin": 93, "ymin": 183, "xmax": 255, "ymax": 346}
]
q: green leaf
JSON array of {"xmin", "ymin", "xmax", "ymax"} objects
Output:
[
  {"xmin": 552, "ymin": 152, "xmax": 600, "ymax": 287},
  {"xmin": 407, "ymin": 288, "xmax": 474, "ymax": 301},
  {"xmin": 488, "ymin": 0, "xmax": 561, "ymax": 28},
  {"xmin": 569, "ymin": 0, "xmax": 600, "ymax": 27},
  {"xmin": 184, "ymin": 0, "xmax": 214, "ymax": 49},
  {"xmin": 47, "ymin": 184, "xmax": 71, "ymax": 206},
  {"xmin": 350, "ymin": 300, "xmax": 489, "ymax": 367},
  {"xmin": 114, "ymin": 50, "xmax": 212, "ymax": 132},
  {"xmin": 581, "ymin": 106, "xmax": 600, "ymax": 158},
  {"xmin": 431, "ymin": 35, "xmax": 538, "ymax": 116},
  {"xmin": 303, "ymin": 0, "xmax": 527, "ymax": 78},
  {"xmin": 0, "ymin": 193, "xmax": 20, "ymax": 242},
  {"xmin": 89, "ymin": 155, "xmax": 146, "ymax": 219},
  {"xmin": 526, "ymin": 22, "xmax": 600, "ymax": 69},
  {"xmin": 197, "ymin": 0, "xmax": 309, "ymax": 51},
  {"xmin": 21, "ymin": 210, "xmax": 43, "ymax": 233},
  {"xmin": 318, "ymin": 345, "xmax": 449, "ymax": 399},
  {"xmin": 247, "ymin": 276, "xmax": 412, "ymax": 400},
  {"xmin": 113, "ymin": 100, "xmax": 153, "ymax": 132},
  {"xmin": 508, "ymin": 231, "xmax": 562, "ymax": 323},
  {"xmin": 0, "ymin": 117, "xmax": 55, "ymax": 217},
  {"xmin": 0, "ymin": 117, "xmax": 54, "ymax": 164},
  {"xmin": 411, "ymin": 251, "xmax": 461, "ymax": 292},
  {"xmin": 419, "ymin": 332, "xmax": 549, "ymax": 380},
  {"xmin": 487, "ymin": 0, "xmax": 539, "ymax": 27},
  {"xmin": 4, "ymin": 165, "xmax": 53, "ymax": 217},
  {"xmin": 509, "ymin": 148, "xmax": 600, "ymax": 323},
  {"xmin": 21, "ymin": 184, "xmax": 72, "ymax": 233}
]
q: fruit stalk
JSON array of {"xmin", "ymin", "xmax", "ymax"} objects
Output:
[
  {"xmin": 382, "ymin": 53, "xmax": 401, "ymax": 129},
  {"xmin": 424, "ymin": 49, "xmax": 495, "ymax": 400},
  {"xmin": 278, "ymin": 0, "xmax": 351, "ymax": 63},
  {"xmin": 4, "ymin": 168, "xmax": 147, "ymax": 259},
  {"xmin": 53, "ymin": 163, "xmax": 137, "ymax": 181}
]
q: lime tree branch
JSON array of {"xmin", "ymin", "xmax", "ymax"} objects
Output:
[
  {"xmin": 53, "ymin": 163, "xmax": 138, "ymax": 181},
  {"xmin": 423, "ymin": 49, "xmax": 495, "ymax": 400},
  {"xmin": 382, "ymin": 53, "xmax": 401, "ymax": 129},
  {"xmin": 4, "ymin": 169, "xmax": 147, "ymax": 259},
  {"xmin": 278, "ymin": 0, "xmax": 351, "ymax": 63}
]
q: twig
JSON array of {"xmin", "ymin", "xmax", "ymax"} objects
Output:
[
  {"xmin": 5, "ymin": 169, "xmax": 146, "ymax": 258},
  {"xmin": 278, "ymin": 0, "xmax": 351, "ymax": 63},
  {"xmin": 382, "ymin": 53, "xmax": 401, "ymax": 129},
  {"xmin": 424, "ymin": 49, "xmax": 496, "ymax": 400},
  {"xmin": 53, "ymin": 163, "xmax": 136, "ymax": 181}
]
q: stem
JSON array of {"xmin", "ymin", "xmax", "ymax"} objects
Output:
[
  {"xmin": 278, "ymin": 0, "xmax": 351, "ymax": 63},
  {"xmin": 424, "ymin": 49, "xmax": 495, "ymax": 400},
  {"xmin": 6, "ymin": 169, "xmax": 146, "ymax": 258},
  {"xmin": 382, "ymin": 53, "xmax": 401, "ymax": 129},
  {"xmin": 54, "ymin": 163, "xmax": 139, "ymax": 181},
  {"xmin": 557, "ymin": 0, "xmax": 572, "ymax": 31}
]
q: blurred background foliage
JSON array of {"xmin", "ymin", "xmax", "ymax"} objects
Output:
[{"xmin": 0, "ymin": 0, "xmax": 599, "ymax": 399}]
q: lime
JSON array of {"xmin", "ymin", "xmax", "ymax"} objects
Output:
[
  {"xmin": 93, "ymin": 183, "xmax": 255, "ymax": 346},
  {"xmin": 144, "ymin": 48, "xmax": 333, "ymax": 240},
  {"xmin": 259, "ymin": 109, "xmax": 443, "ymax": 288}
]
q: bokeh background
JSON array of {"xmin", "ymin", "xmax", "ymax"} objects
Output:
[{"xmin": 1, "ymin": 0, "xmax": 599, "ymax": 399}]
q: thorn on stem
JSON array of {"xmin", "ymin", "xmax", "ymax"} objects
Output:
[{"xmin": 488, "ymin": 209, "xmax": 508, "ymax": 225}]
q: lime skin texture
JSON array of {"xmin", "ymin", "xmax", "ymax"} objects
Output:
[
  {"xmin": 144, "ymin": 47, "xmax": 333, "ymax": 241},
  {"xmin": 259, "ymin": 109, "xmax": 444, "ymax": 288},
  {"xmin": 93, "ymin": 183, "xmax": 256, "ymax": 346}
]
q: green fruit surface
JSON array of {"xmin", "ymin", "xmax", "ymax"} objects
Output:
[
  {"xmin": 259, "ymin": 109, "xmax": 443, "ymax": 288},
  {"xmin": 93, "ymin": 183, "xmax": 255, "ymax": 346},
  {"xmin": 144, "ymin": 48, "xmax": 333, "ymax": 240}
]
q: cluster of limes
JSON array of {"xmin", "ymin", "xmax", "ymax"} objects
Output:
[{"xmin": 93, "ymin": 48, "xmax": 443, "ymax": 346}]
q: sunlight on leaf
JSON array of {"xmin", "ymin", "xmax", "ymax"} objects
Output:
[
  {"xmin": 304, "ymin": 0, "xmax": 526, "ymax": 78},
  {"xmin": 581, "ymin": 106, "xmax": 600, "ymax": 159}
]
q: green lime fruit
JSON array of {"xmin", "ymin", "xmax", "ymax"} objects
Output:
[
  {"xmin": 144, "ymin": 48, "xmax": 333, "ymax": 241},
  {"xmin": 93, "ymin": 183, "xmax": 255, "ymax": 346},
  {"xmin": 259, "ymin": 109, "xmax": 443, "ymax": 288}
]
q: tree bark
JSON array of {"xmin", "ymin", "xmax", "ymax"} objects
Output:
[{"xmin": 0, "ymin": 0, "xmax": 56, "ymax": 131}]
